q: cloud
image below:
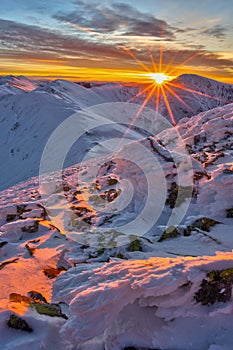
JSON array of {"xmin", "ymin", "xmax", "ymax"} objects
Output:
[
  {"xmin": 53, "ymin": 1, "xmax": 176, "ymax": 39},
  {"xmin": 0, "ymin": 19, "xmax": 124, "ymax": 63},
  {"xmin": 201, "ymin": 24, "xmax": 227, "ymax": 40},
  {"xmin": 0, "ymin": 17, "xmax": 232, "ymax": 80}
]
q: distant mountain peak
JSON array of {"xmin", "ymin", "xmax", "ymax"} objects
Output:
[{"xmin": 0, "ymin": 75, "xmax": 38, "ymax": 93}]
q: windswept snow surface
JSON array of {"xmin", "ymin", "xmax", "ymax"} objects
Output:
[
  {"xmin": 0, "ymin": 97, "xmax": 232, "ymax": 349},
  {"xmin": 54, "ymin": 252, "xmax": 233, "ymax": 350}
]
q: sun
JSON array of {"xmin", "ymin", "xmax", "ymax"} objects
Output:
[
  {"xmin": 122, "ymin": 45, "xmax": 221, "ymax": 128},
  {"xmin": 148, "ymin": 73, "xmax": 171, "ymax": 85}
]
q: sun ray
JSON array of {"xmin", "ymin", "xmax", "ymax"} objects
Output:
[
  {"xmin": 156, "ymin": 85, "xmax": 161, "ymax": 115},
  {"xmin": 164, "ymin": 84, "xmax": 194, "ymax": 112},
  {"xmin": 167, "ymin": 82, "xmax": 224, "ymax": 102},
  {"xmin": 167, "ymin": 51, "xmax": 201, "ymax": 76},
  {"xmin": 164, "ymin": 51, "xmax": 180, "ymax": 74},
  {"xmin": 159, "ymin": 41, "xmax": 163, "ymax": 72},
  {"xmin": 122, "ymin": 46, "xmax": 152, "ymax": 73},
  {"xmin": 124, "ymin": 85, "xmax": 157, "ymax": 137},
  {"xmin": 147, "ymin": 46, "xmax": 157, "ymax": 73},
  {"xmin": 161, "ymin": 85, "xmax": 176, "ymax": 126},
  {"xmin": 127, "ymin": 83, "xmax": 155, "ymax": 103},
  {"xmin": 117, "ymin": 32, "xmax": 223, "ymax": 133},
  {"xmin": 159, "ymin": 23, "xmax": 165, "ymax": 72}
]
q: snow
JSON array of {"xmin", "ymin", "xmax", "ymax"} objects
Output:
[
  {"xmin": 0, "ymin": 74, "xmax": 232, "ymax": 349},
  {"xmin": 53, "ymin": 252, "xmax": 233, "ymax": 350},
  {"xmin": 0, "ymin": 76, "xmax": 38, "ymax": 96},
  {"xmin": 0, "ymin": 74, "xmax": 232, "ymax": 191}
]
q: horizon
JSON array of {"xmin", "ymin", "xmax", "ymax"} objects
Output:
[
  {"xmin": 0, "ymin": 0, "xmax": 233, "ymax": 84},
  {"xmin": 0, "ymin": 72, "xmax": 232, "ymax": 86}
]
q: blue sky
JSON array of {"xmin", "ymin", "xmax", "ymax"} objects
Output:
[{"xmin": 0, "ymin": 0, "xmax": 232, "ymax": 81}]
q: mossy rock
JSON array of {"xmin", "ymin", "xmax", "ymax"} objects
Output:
[
  {"xmin": 33, "ymin": 302, "xmax": 68, "ymax": 319},
  {"xmin": 226, "ymin": 208, "xmax": 233, "ymax": 218},
  {"xmin": 7, "ymin": 314, "xmax": 33, "ymax": 332},
  {"xmin": 195, "ymin": 268, "xmax": 233, "ymax": 305},
  {"xmin": 127, "ymin": 238, "xmax": 142, "ymax": 252},
  {"xmin": 6, "ymin": 214, "xmax": 17, "ymax": 222},
  {"xmin": 208, "ymin": 268, "xmax": 233, "ymax": 282},
  {"xmin": 97, "ymin": 248, "xmax": 105, "ymax": 256},
  {"xmin": 21, "ymin": 221, "xmax": 39, "ymax": 233},
  {"xmin": 17, "ymin": 205, "xmax": 27, "ymax": 216},
  {"xmin": 166, "ymin": 182, "xmax": 193, "ymax": 209},
  {"xmin": 184, "ymin": 217, "xmax": 220, "ymax": 236},
  {"xmin": 158, "ymin": 226, "xmax": 180, "ymax": 242}
]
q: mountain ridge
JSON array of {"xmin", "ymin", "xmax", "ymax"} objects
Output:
[{"xmin": 0, "ymin": 73, "xmax": 232, "ymax": 190}]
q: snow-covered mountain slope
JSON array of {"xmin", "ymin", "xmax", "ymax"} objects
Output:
[
  {"xmin": 89, "ymin": 74, "xmax": 233, "ymax": 123},
  {"xmin": 0, "ymin": 91, "xmax": 76, "ymax": 190},
  {"xmin": 0, "ymin": 102, "xmax": 232, "ymax": 349},
  {"xmin": 36, "ymin": 79, "xmax": 106, "ymax": 109},
  {"xmin": 49, "ymin": 104, "xmax": 232, "ymax": 259},
  {"xmin": 1, "ymin": 73, "xmax": 232, "ymax": 119},
  {"xmin": 158, "ymin": 74, "xmax": 233, "ymax": 121},
  {"xmin": 0, "ymin": 74, "xmax": 232, "ymax": 191},
  {"xmin": 0, "ymin": 76, "xmax": 38, "ymax": 96}
]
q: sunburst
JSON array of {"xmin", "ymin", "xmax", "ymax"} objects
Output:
[
  {"xmin": 122, "ymin": 44, "xmax": 223, "ymax": 128},
  {"xmin": 147, "ymin": 73, "xmax": 171, "ymax": 85}
]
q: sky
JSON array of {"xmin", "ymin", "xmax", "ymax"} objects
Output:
[{"xmin": 0, "ymin": 0, "xmax": 233, "ymax": 83}]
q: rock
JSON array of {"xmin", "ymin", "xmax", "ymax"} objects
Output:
[
  {"xmin": 127, "ymin": 238, "xmax": 142, "ymax": 252},
  {"xmin": 184, "ymin": 217, "xmax": 220, "ymax": 236},
  {"xmin": 7, "ymin": 314, "xmax": 33, "ymax": 332},
  {"xmin": 226, "ymin": 208, "xmax": 233, "ymax": 218},
  {"xmin": 115, "ymin": 253, "xmax": 127, "ymax": 260},
  {"xmin": 9, "ymin": 293, "xmax": 31, "ymax": 305},
  {"xmin": 107, "ymin": 177, "xmax": 118, "ymax": 186},
  {"xmin": 28, "ymin": 291, "xmax": 48, "ymax": 303},
  {"xmin": 33, "ymin": 302, "xmax": 68, "ymax": 319},
  {"xmin": 17, "ymin": 205, "xmax": 27, "ymax": 217},
  {"xmin": 63, "ymin": 184, "xmax": 71, "ymax": 192},
  {"xmin": 97, "ymin": 248, "xmax": 105, "ymax": 256},
  {"xmin": 6, "ymin": 214, "xmax": 17, "ymax": 222},
  {"xmin": 195, "ymin": 268, "xmax": 233, "ymax": 305},
  {"xmin": 0, "ymin": 241, "xmax": 8, "ymax": 248},
  {"xmin": 0, "ymin": 258, "xmax": 18, "ymax": 271},
  {"xmin": 100, "ymin": 189, "xmax": 120, "ymax": 202},
  {"xmin": 43, "ymin": 267, "xmax": 66, "ymax": 279},
  {"xmin": 158, "ymin": 226, "xmax": 180, "ymax": 242},
  {"xmin": 166, "ymin": 182, "xmax": 193, "ymax": 209},
  {"xmin": 25, "ymin": 244, "xmax": 36, "ymax": 256},
  {"xmin": 21, "ymin": 221, "xmax": 39, "ymax": 233}
]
